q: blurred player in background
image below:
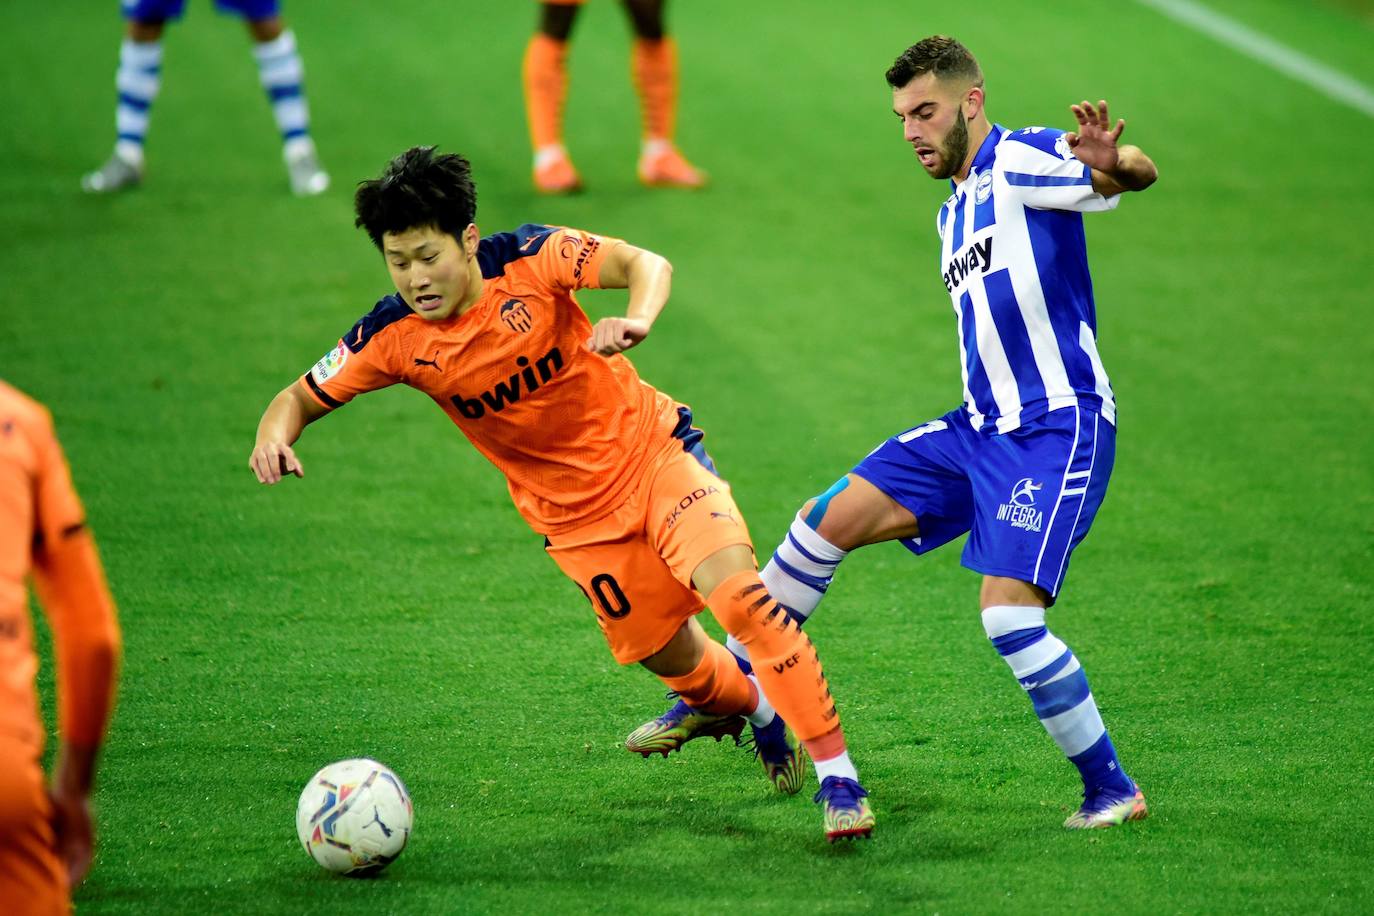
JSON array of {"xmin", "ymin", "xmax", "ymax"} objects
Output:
[
  {"xmin": 1, "ymin": 381, "xmax": 122, "ymax": 914},
  {"xmin": 82, "ymin": 0, "xmax": 328, "ymax": 196},
  {"xmin": 523, "ymin": 0, "xmax": 706, "ymax": 193},
  {"xmin": 249, "ymin": 147, "xmax": 873, "ymax": 841},
  {"xmin": 634, "ymin": 35, "xmax": 1159, "ymax": 830}
]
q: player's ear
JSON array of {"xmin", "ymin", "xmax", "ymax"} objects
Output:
[
  {"xmin": 461, "ymin": 223, "xmax": 479, "ymax": 253},
  {"xmin": 965, "ymin": 86, "xmax": 985, "ymax": 120}
]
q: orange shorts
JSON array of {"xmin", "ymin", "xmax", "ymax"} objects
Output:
[
  {"xmin": 0, "ymin": 736, "xmax": 67, "ymax": 916},
  {"xmin": 545, "ymin": 438, "xmax": 754, "ymax": 664}
]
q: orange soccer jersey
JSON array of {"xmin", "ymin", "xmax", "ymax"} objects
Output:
[{"xmin": 299, "ymin": 224, "xmax": 688, "ymax": 534}]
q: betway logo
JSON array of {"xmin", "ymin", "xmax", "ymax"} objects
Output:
[
  {"xmin": 942, "ymin": 237, "xmax": 993, "ymax": 291},
  {"xmin": 450, "ymin": 347, "xmax": 564, "ymax": 419}
]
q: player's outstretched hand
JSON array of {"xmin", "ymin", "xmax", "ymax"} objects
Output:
[
  {"xmin": 249, "ymin": 441, "xmax": 305, "ymax": 484},
  {"xmin": 586, "ymin": 317, "xmax": 651, "ymax": 356},
  {"xmin": 1065, "ymin": 99, "xmax": 1124, "ymax": 172}
]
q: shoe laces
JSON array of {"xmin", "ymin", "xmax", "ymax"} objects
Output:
[
  {"xmin": 745, "ymin": 717, "xmax": 790, "ymax": 761},
  {"xmin": 813, "ymin": 776, "xmax": 868, "ymax": 807}
]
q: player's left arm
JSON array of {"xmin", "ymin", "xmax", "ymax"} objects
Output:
[
  {"xmin": 1066, "ymin": 99, "xmax": 1158, "ymax": 197},
  {"xmin": 586, "ymin": 243, "xmax": 673, "ymax": 355},
  {"xmin": 30, "ymin": 419, "xmax": 121, "ymax": 887}
]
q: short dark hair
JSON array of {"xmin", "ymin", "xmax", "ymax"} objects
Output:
[
  {"xmin": 885, "ymin": 36, "xmax": 983, "ymax": 90},
  {"xmin": 354, "ymin": 146, "xmax": 477, "ymax": 250}
]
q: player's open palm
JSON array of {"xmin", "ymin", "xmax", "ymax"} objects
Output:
[
  {"xmin": 587, "ymin": 317, "xmax": 651, "ymax": 356},
  {"xmin": 1065, "ymin": 99, "xmax": 1124, "ymax": 172}
]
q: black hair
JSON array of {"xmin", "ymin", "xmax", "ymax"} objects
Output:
[
  {"xmin": 353, "ymin": 146, "xmax": 477, "ymax": 250},
  {"xmin": 885, "ymin": 36, "xmax": 983, "ymax": 90}
]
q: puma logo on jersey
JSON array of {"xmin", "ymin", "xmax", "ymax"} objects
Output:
[
  {"xmin": 413, "ymin": 356, "xmax": 440, "ymax": 370},
  {"xmin": 942, "ymin": 237, "xmax": 994, "ymax": 291},
  {"xmin": 450, "ymin": 347, "xmax": 565, "ymax": 419}
]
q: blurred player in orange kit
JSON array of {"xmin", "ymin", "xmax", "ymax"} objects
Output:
[
  {"xmin": 248, "ymin": 147, "xmax": 874, "ymax": 841},
  {"xmin": 523, "ymin": 0, "xmax": 706, "ymax": 193},
  {"xmin": 0, "ymin": 381, "xmax": 122, "ymax": 915}
]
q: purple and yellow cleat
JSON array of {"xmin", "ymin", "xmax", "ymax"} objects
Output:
[
  {"xmin": 814, "ymin": 776, "xmax": 875, "ymax": 842},
  {"xmin": 625, "ymin": 699, "xmax": 746, "ymax": 758},
  {"xmin": 1063, "ymin": 784, "xmax": 1149, "ymax": 829},
  {"xmin": 747, "ymin": 715, "xmax": 807, "ymax": 795}
]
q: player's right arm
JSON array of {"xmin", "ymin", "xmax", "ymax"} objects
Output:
[{"xmin": 249, "ymin": 382, "xmax": 331, "ymax": 484}]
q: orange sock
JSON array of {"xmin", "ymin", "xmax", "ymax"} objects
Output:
[
  {"xmin": 523, "ymin": 33, "xmax": 569, "ymax": 152},
  {"xmin": 631, "ymin": 37, "xmax": 677, "ymax": 142},
  {"xmin": 706, "ymin": 571, "xmax": 842, "ymax": 743},
  {"xmin": 659, "ymin": 639, "xmax": 756, "ymax": 716}
]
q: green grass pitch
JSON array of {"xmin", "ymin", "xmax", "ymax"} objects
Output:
[{"xmin": 2, "ymin": 0, "xmax": 1373, "ymax": 912}]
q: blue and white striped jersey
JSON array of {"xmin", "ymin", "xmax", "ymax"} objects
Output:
[{"xmin": 936, "ymin": 123, "xmax": 1119, "ymax": 434}]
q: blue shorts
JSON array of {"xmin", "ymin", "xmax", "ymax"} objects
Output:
[
  {"xmin": 122, "ymin": 0, "xmax": 280, "ymax": 22},
  {"xmin": 853, "ymin": 404, "xmax": 1115, "ymax": 599}
]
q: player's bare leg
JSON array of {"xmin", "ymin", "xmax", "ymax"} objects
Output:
[{"xmin": 694, "ymin": 545, "xmax": 872, "ymax": 840}]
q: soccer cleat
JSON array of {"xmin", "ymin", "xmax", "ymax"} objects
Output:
[
  {"xmin": 1063, "ymin": 784, "xmax": 1148, "ymax": 829},
  {"xmin": 746, "ymin": 715, "xmax": 807, "ymax": 795},
  {"xmin": 285, "ymin": 145, "xmax": 330, "ymax": 197},
  {"xmin": 813, "ymin": 776, "xmax": 875, "ymax": 842},
  {"xmin": 533, "ymin": 151, "xmax": 582, "ymax": 195},
  {"xmin": 625, "ymin": 698, "xmax": 745, "ymax": 758},
  {"xmin": 637, "ymin": 144, "xmax": 707, "ymax": 189},
  {"xmin": 81, "ymin": 153, "xmax": 143, "ymax": 194}
]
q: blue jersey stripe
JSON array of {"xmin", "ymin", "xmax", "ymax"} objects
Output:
[
  {"xmin": 1004, "ymin": 171, "xmax": 1092, "ymax": 187},
  {"xmin": 951, "ymin": 193, "xmax": 967, "ymax": 251},
  {"xmin": 1024, "ymin": 207, "xmax": 1098, "ymax": 401},
  {"xmin": 959, "ymin": 290, "xmax": 994, "ymax": 426},
  {"xmin": 984, "ymin": 269, "xmax": 1047, "ymax": 409}
]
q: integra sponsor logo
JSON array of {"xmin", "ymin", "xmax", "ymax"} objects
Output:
[
  {"xmin": 450, "ymin": 347, "xmax": 564, "ymax": 419},
  {"xmin": 942, "ymin": 237, "xmax": 993, "ymax": 291},
  {"xmin": 996, "ymin": 477, "xmax": 1044, "ymax": 532}
]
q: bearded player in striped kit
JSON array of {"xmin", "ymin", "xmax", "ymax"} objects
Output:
[{"xmin": 630, "ymin": 35, "xmax": 1158, "ymax": 830}]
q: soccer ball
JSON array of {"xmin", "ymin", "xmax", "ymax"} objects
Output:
[{"xmin": 295, "ymin": 758, "xmax": 413, "ymax": 875}]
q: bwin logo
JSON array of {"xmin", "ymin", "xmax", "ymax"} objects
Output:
[
  {"xmin": 1010, "ymin": 477, "xmax": 1042, "ymax": 507},
  {"xmin": 450, "ymin": 347, "xmax": 564, "ymax": 419}
]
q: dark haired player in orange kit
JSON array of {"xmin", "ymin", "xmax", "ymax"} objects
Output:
[
  {"xmin": 249, "ymin": 147, "xmax": 874, "ymax": 841},
  {"xmin": 1, "ymin": 381, "xmax": 122, "ymax": 914}
]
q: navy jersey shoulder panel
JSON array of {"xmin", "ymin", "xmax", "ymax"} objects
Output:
[
  {"xmin": 477, "ymin": 223, "xmax": 558, "ymax": 279},
  {"xmin": 344, "ymin": 293, "xmax": 411, "ymax": 353},
  {"xmin": 1002, "ymin": 126, "xmax": 1071, "ymax": 159}
]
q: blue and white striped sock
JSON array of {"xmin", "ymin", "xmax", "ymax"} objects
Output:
[
  {"xmin": 982, "ymin": 605, "xmax": 1133, "ymax": 795},
  {"xmin": 114, "ymin": 38, "xmax": 162, "ymax": 167},
  {"xmin": 253, "ymin": 30, "xmax": 314, "ymax": 158},
  {"xmin": 727, "ymin": 512, "xmax": 846, "ymax": 662}
]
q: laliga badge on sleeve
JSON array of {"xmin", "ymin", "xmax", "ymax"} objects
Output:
[{"xmin": 312, "ymin": 341, "xmax": 349, "ymax": 384}]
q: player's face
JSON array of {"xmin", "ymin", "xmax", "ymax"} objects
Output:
[
  {"xmin": 893, "ymin": 74, "xmax": 973, "ymax": 180},
  {"xmin": 382, "ymin": 224, "xmax": 482, "ymax": 321}
]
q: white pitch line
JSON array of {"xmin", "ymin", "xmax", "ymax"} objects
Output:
[{"xmin": 1133, "ymin": 0, "xmax": 1374, "ymax": 118}]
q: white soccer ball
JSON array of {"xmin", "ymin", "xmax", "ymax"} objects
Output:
[{"xmin": 296, "ymin": 758, "xmax": 413, "ymax": 875}]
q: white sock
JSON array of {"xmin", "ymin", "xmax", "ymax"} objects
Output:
[
  {"xmin": 743, "ymin": 674, "xmax": 775, "ymax": 727},
  {"xmin": 813, "ymin": 750, "xmax": 858, "ymax": 783}
]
